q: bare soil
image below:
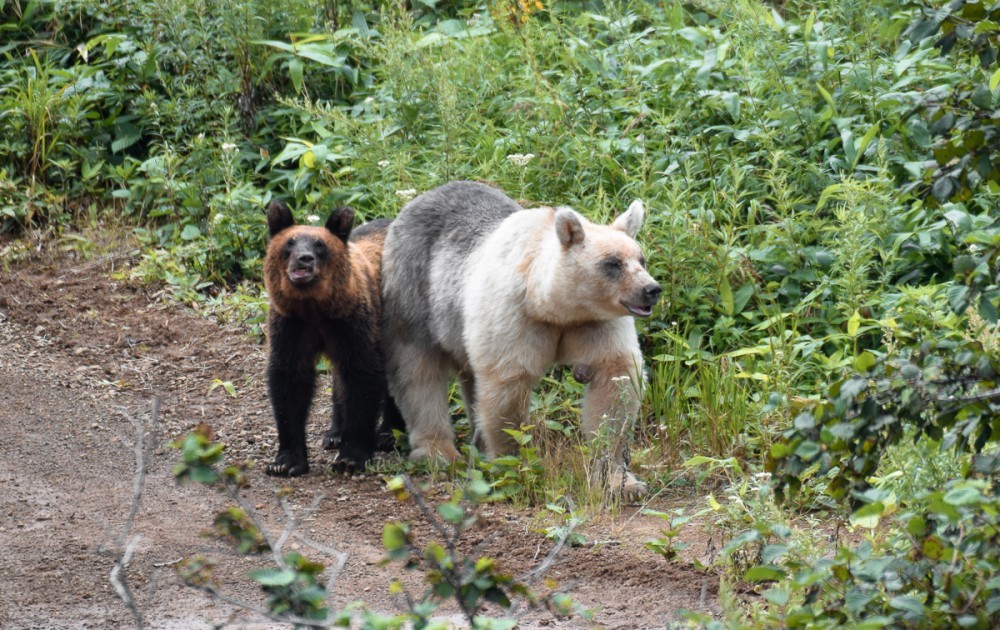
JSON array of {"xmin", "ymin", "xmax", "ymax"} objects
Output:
[{"xmin": 0, "ymin": 233, "xmax": 721, "ymax": 629}]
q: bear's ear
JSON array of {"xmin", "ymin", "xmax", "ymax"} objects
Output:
[
  {"xmin": 611, "ymin": 199, "xmax": 644, "ymax": 238},
  {"xmin": 555, "ymin": 208, "xmax": 586, "ymax": 248},
  {"xmin": 325, "ymin": 206, "xmax": 355, "ymax": 243},
  {"xmin": 266, "ymin": 201, "xmax": 295, "ymax": 237}
]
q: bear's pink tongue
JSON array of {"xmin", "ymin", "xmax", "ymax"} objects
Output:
[
  {"xmin": 290, "ymin": 268, "xmax": 313, "ymax": 281},
  {"xmin": 627, "ymin": 304, "xmax": 652, "ymax": 317}
]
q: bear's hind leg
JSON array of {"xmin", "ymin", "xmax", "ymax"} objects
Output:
[
  {"xmin": 322, "ymin": 368, "xmax": 347, "ymax": 451},
  {"xmin": 376, "ymin": 394, "xmax": 405, "ymax": 452},
  {"xmin": 329, "ymin": 364, "xmax": 383, "ymax": 474},
  {"xmin": 475, "ymin": 372, "xmax": 535, "ymax": 457},
  {"xmin": 388, "ymin": 343, "xmax": 460, "ymax": 462},
  {"xmin": 458, "ymin": 369, "xmax": 486, "ymax": 452}
]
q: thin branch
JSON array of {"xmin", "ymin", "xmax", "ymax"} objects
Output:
[
  {"xmin": 110, "ymin": 535, "xmax": 144, "ymax": 629},
  {"xmin": 109, "ymin": 397, "xmax": 160, "ymax": 629},
  {"xmin": 402, "ymin": 475, "xmax": 457, "ymax": 553},
  {"xmin": 401, "ymin": 475, "xmax": 477, "ymax": 625},
  {"xmin": 936, "ymin": 387, "xmax": 1000, "ymax": 407},
  {"xmin": 117, "ymin": 398, "xmax": 160, "ymax": 548}
]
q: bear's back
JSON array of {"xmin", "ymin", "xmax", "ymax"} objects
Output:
[
  {"xmin": 382, "ymin": 181, "xmax": 522, "ymax": 352},
  {"xmin": 390, "ymin": 181, "xmax": 519, "ymax": 249}
]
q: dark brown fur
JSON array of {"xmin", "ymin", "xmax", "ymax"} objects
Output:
[{"xmin": 262, "ymin": 201, "xmax": 401, "ymax": 477}]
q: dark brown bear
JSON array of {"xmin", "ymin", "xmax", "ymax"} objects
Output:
[{"xmin": 262, "ymin": 200, "xmax": 402, "ymax": 477}]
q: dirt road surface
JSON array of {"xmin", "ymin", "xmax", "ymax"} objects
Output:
[{"xmin": 0, "ymin": 235, "xmax": 720, "ymax": 629}]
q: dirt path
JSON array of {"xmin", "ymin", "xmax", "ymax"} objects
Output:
[{"xmin": 0, "ymin": 235, "xmax": 719, "ymax": 629}]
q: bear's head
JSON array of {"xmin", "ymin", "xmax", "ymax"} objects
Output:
[
  {"xmin": 263, "ymin": 200, "xmax": 355, "ymax": 315},
  {"xmin": 552, "ymin": 200, "xmax": 661, "ymax": 320}
]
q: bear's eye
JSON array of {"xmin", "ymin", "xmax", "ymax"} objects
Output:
[
  {"xmin": 282, "ymin": 238, "xmax": 296, "ymax": 257},
  {"xmin": 638, "ymin": 255, "xmax": 646, "ymax": 268},
  {"xmin": 312, "ymin": 239, "xmax": 327, "ymax": 257},
  {"xmin": 601, "ymin": 256, "xmax": 623, "ymax": 279}
]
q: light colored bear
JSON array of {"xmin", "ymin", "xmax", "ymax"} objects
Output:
[{"xmin": 381, "ymin": 181, "xmax": 660, "ymax": 498}]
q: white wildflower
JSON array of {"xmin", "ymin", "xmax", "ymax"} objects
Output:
[
  {"xmin": 506, "ymin": 153, "xmax": 535, "ymax": 167},
  {"xmin": 221, "ymin": 142, "xmax": 238, "ymax": 153},
  {"xmin": 395, "ymin": 189, "xmax": 418, "ymax": 202},
  {"xmin": 212, "ymin": 213, "xmax": 225, "ymax": 225},
  {"xmin": 377, "ymin": 160, "xmax": 390, "ymax": 169},
  {"xmin": 307, "ymin": 214, "xmax": 321, "ymax": 224}
]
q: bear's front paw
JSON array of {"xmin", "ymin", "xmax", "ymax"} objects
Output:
[
  {"xmin": 601, "ymin": 461, "xmax": 650, "ymax": 503},
  {"xmin": 619, "ymin": 469, "xmax": 649, "ymax": 502},
  {"xmin": 265, "ymin": 452, "xmax": 309, "ymax": 477},
  {"xmin": 322, "ymin": 429, "xmax": 343, "ymax": 451}
]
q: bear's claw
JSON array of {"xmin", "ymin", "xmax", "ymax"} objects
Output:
[
  {"xmin": 409, "ymin": 440, "xmax": 461, "ymax": 463},
  {"xmin": 608, "ymin": 464, "xmax": 649, "ymax": 503},
  {"xmin": 322, "ymin": 429, "xmax": 342, "ymax": 451},
  {"xmin": 330, "ymin": 442, "xmax": 372, "ymax": 475},
  {"xmin": 374, "ymin": 430, "xmax": 399, "ymax": 452},
  {"xmin": 265, "ymin": 457, "xmax": 309, "ymax": 477}
]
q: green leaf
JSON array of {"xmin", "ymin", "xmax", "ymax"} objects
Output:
[
  {"xmin": 794, "ymin": 441, "xmax": 820, "ymax": 459},
  {"xmin": 249, "ymin": 568, "xmax": 296, "ymax": 586},
  {"xmin": 850, "ymin": 502, "xmax": 885, "ymax": 529},
  {"xmin": 733, "ymin": 282, "xmax": 755, "ymax": 315},
  {"xmin": 769, "ymin": 442, "xmax": 792, "ymax": 459},
  {"xmin": 352, "ymin": 10, "xmax": 372, "ymax": 38},
  {"xmin": 761, "ymin": 544, "xmax": 788, "ymax": 563},
  {"xmin": 854, "ymin": 351, "xmax": 877, "ymax": 372},
  {"xmin": 288, "ymin": 57, "xmax": 304, "ymax": 93},
  {"xmin": 817, "ymin": 83, "xmax": 836, "ymax": 112},
  {"xmin": 180, "ymin": 224, "xmax": 201, "ymax": 241},
  {"xmin": 474, "ymin": 557, "xmax": 495, "ymax": 573},
  {"xmin": 382, "ymin": 523, "xmax": 407, "ymax": 552},
  {"xmin": 189, "ymin": 467, "xmax": 218, "ymax": 484},
  {"xmin": 851, "ymin": 123, "xmax": 880, "ymax": 171},
  {"xmin": 889, "ymin": 595, "xmax": 926, "ymax": 617},
  {"xmin": 719, "ymin": 276, "xmax": 734, "ymax": 316},
  {"xmin": 744, "ymin": 565, "xmax": 786, "ymax": 582},
  {"xmin": 437, "ymin": 502, "xmax": 464, "ymax": 524},
  {"xmin": 943, "ymin": 485, "xmax": 982, "ymax": 506},
  {"xmin": 763, "ymin": 587, "xmax": 790, "ymax": 607},
  {"xmin": 847, "ymin": 310, "xmax": 862, "ymax": 337},
  {"xmin": 907, "ymin": 516, "xmax": 927, "ymax": 537},
  {"xmin": 991, "ymin": 67, "xmax": 1000, "ymax": 92},
  {"xmin": 845, "ymin": 589, "xmax": 877, "ymax": 615}
]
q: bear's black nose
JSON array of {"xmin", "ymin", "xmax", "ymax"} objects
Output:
[
  {"xmin": 296, "ymin": 252, "xmax": 315, "ymax": 265},
  {"xmin": 643, "ymin": 283, "xmax": 661, "ymax": 302}
]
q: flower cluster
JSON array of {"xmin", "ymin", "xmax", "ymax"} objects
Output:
[{"xmin": 506, "ymin": 153, "xmax": 535, "ymax": 167}]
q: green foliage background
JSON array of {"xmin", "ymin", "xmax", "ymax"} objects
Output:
[{"xmin": 4, "ymin": 0, "xmax": 1000, "ymax": 626}]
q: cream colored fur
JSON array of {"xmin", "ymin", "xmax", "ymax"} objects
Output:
[{"xmin": 457, "ymin": 202, "xmax": 655, "ymax": 498}]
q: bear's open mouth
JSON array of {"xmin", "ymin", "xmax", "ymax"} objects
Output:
[
  {"xmin": 288, "ymin": 267, "xmax": 315, "ymax": 284},
  {"xmin": 622, "ymin": 301, "xmax": 653, "ymax": 317}
]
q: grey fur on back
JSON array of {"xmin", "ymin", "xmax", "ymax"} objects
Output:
[{"xmin": 382, "ymin": 181, "xmax": 521, "ymax": 357}]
